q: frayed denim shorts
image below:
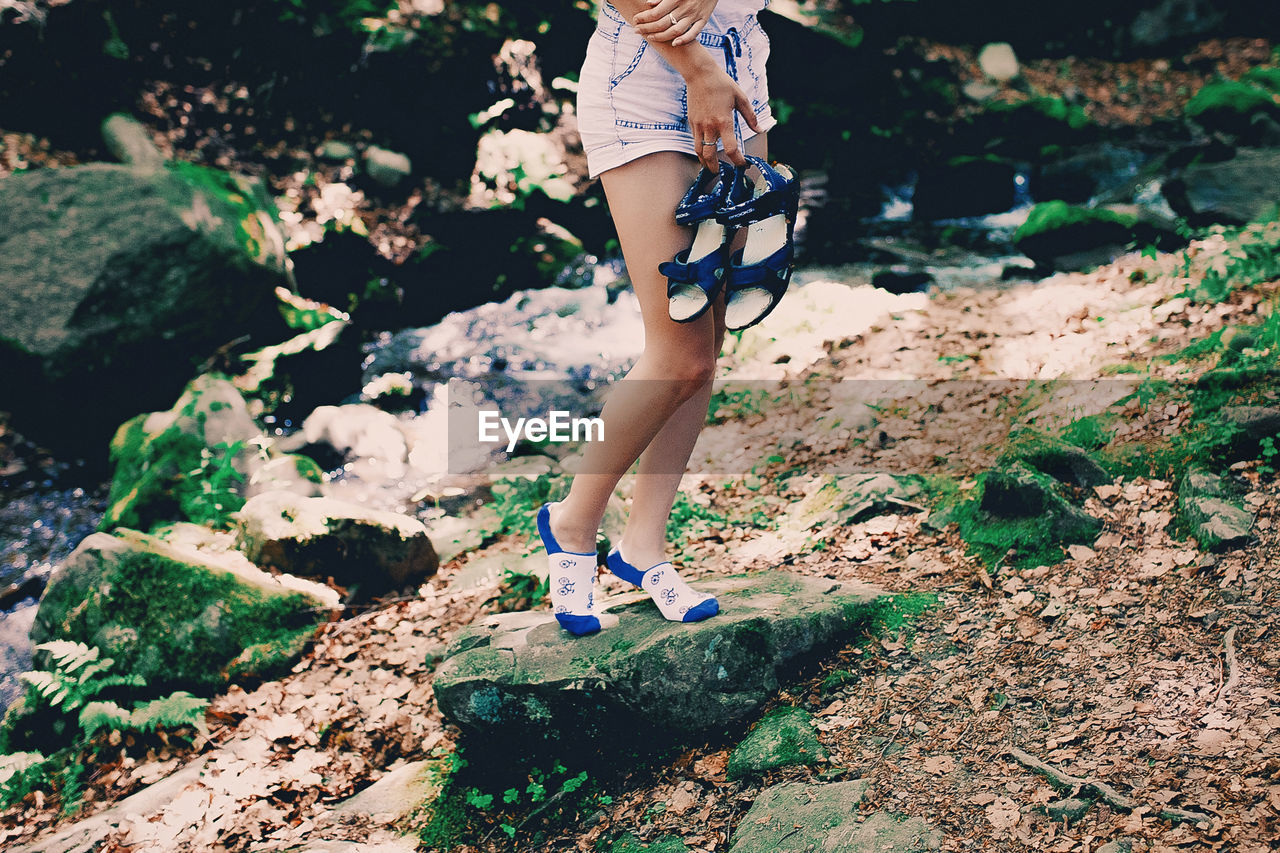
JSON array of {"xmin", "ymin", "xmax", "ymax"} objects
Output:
[{"xmin": 576, "ymin": 1, "xmax": 777, "ymax": 179}]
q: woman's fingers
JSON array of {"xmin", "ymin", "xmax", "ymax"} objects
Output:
[
  {"xmin": 633, "ymin": 0, "xmax": 681, "ymax": 35},
  {"xmin": 735, "ymin": 90, "xmax": 761, "ymax": 134},
  {"xmin": 671, "ymin": 15, "xmax": 709, "ymax": 45}
]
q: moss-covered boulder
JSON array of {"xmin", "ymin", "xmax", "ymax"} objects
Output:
[
  {"xmin": 1002, "ymin": 428, "xmax": 1111, "ymax": 488},
  {"xmin": 1179, "ymin": 469, "xmax": 1254, "ymax": 551},
  {"xmin": 727, "ymin": 780, "xmax": 941, "ymax": 853},
  {"xmin": 1013, "ymin": 200, "xmax": 1138, "ymax": 271},
  {"xmin": 1184, "ymin": 80, "xmax": 1280, "ymax": 140},
  {"xmin": 30, "ymin": 529, "xmax": 334, "ymax": 694},
  {"xmin": 1218, "ymin": 405, "xmax": 1280, "ymax": 461},
  {"xmin": 234, "ymin": 491, "xmax": 439, "ymax": 601},
  {"xmin": 0, "ymin": 162, "xmax": 290, "ymax": 455},
  {"xmin": 1166, "ymin": 149, "xmax": 1280, "ymax": 226},
  {"xmin": 943, "ymin": 462, "xmax": 1101, "ymax": 567},
  {"xmin": 727, "ymin": 707, "xmax": 826, "ymax": 779},
  {"xmin": 434, "ymin": 572, "xmax": 887, "ymax": 757},
  {"xmin": 102, "ymin": 374, "xmax": 266, "ymax": 532}
]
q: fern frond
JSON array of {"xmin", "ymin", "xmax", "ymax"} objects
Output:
[
  {"xmin": 35, "ymin": 641, "xmax": 100, "ymax": 675},
  {"xmin": 78, "ymin": 701, "xmax": 131, "ymax": 738},
  {"xmin": 129, "ymin": 692, "xmax": 210, "ymax": 736},
  {"xmin": 0, "ymin": 752, "xmax": 46, "ymax": 788},
  {"xmin": 18, "ymin": 671, "xmax": 68, "ymax": 706},
  {"xmin": 76, "ymin": 659, "xmax": 117, "ymax": 685}
]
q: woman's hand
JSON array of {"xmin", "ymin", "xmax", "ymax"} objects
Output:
[
  {"xmin": 633, "ymin": 0, "xmax": 718, "ymax": 46},
  {"xmin": 685, "ymin": 64, "xmax": 760, "ymax": 170}
]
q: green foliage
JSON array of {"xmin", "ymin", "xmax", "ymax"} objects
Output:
[
  {"xmin": 707, "ymin": 385, "xmax": 776, "ymax": 424},
  {"xmin": 988, "ymin": 96, "xmax": 1092, "ymax": 131},
  {"xmin": 491, "ymin": 567, "xmax": 551, "ymax": 613},
  {"xmin": 1, "ymin": 642, "xmax": 209, "ymax": 811},
  {"xmin": 1184, "ymin": 79, "xmax": 1280, "ymax": 134},
  {"xmin": 1014, "ymin": 200, "xmax": 1136, "ymax": 244},
  {"xmin": 1241, "ymin": 67, "xmax": 1280, "ymax": 94},
  {"xmin": 1188, "ymin": 220, "xmax": 1280, "ymax": 303},
  {"xmin": 666, "ymin": 492, "xmax": 726, "ymax": 559},
  {"xmin": 487, "ymin": 470, "xmax": 566, "ymax": 541},
  {"xmin": 1060, "ymin": 414, "xmax": 1114, "ymax": 452},
  {"xmin": 179, "ymin": 440, "xmax": 248, "ymax": 528}
]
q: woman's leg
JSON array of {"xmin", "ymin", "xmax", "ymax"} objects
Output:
[
  {"xmin": 615, "ymin": 133, "xmax": 768, "ymax": 569},
  {"xmin": 548, "ymin": 150, "xmax": 715, "ymax": 552}
]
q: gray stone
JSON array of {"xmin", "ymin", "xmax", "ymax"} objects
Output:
[
  {"xmin": 101, "ymin": 113, "xmax": 165, "ymax": 170},
  {"xmin": 1004, "ymin": 428, "xmax": 1111, "ymax": 488},
  {"xmin": 333, "ymin": 758, "xmax": 446, "ymax": 820},
  {"xmin": 978, "ymin": 43, "xmax": 1019, "ymax": 82},
  {"xmin": 0, "ymin": 163, "xmax": 289, "ymax": 453},
  {"xmin": 791, "ymin": 473, "xmax": 925, "ymax": 533},
  {"xmin": 363, "ymin": 145, "xmax": 413, "ymax": 187},
  {"xmin": 434, "ymin": 572, "xmax": 885, "ymax": 750},
  {"xmin": 1179, "ymin": 470, "xmax": 1254, "ymax": 551},
  {"xmin": 978, "ymin": 462, "xmax": 1102, "ymax": 541},
  {"xmin": 1168, "ymin": 149, "xmax": 1280, "ymax": 226},
  {"xmin": 5, "ymin": 757, "xmax": 212, "ymax": 853},
  {"xmin": 1046, "ymin": 797, "xmax": 1091, "ymax": 824},
  {"xmin": 103, "ymin": 374, "xmax": 266, "ymax": 530},
  {"xmin": 235, "ymin": 491, "xmax": 439, "ymax": 601},
  {"xmin": 727, "ymin": 780, "xmax": 941, "ymax": 853},
  {"xmin": 31, "ymin": 529, "xmax": 333, "ymax": 693},
  {"xmin": 1095, "ymin": 840, "xmax": 1132, "ymax": 853},
  {"xmin": 727, "ymin": 706, "xmax": 826, "ymax": 779},
  {"xmin": 1219, "ymin": 405, "xmax": 1280, "ymax": 461}
]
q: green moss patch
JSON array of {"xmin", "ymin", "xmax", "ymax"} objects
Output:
[
  {"xmin": 727, "ymin": 707, "xmax": 826, "ymax": 779},
  {"xmin": 34, "ymin": 533, "xmax": 323, "ymax": 694},
  {"xmin": 1185, "ymin": 80, "xmax": 1280, "ymax": 135}
]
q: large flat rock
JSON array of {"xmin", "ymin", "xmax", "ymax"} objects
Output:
[
  {"xmin": 728, "ymin": 780, "xmax": 941, "ymax": 853},
  {"xmin": 434, "ymin": 571, "xmax": 885, "ymax": 750}
]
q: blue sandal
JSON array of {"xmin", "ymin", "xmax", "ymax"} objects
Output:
[
  {"xmin": 662, "ymin": 162, "xmax": 737, "ymax": 323},
  {"xmin": 717, "ymin": 156, "xmax": 799, "ymax": 331}
]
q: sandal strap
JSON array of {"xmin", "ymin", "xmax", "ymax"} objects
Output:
[
  {"xmin": 716, "ymin": 156, "xmax": 799, "ymax": 227},
  {"xmin": 660, "ymin": 247, "xmax": 726, "ymax": 296},
  {"xmin": 674, "ymin": 162, "xmax": 736, "ymax": 226},
  {"xmin": 727, "ymin": 243, "xmax": 793, "ymax": 290}
]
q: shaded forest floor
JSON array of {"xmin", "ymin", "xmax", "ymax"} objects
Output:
[{"xmin": 4, "ymin": 228, "xmax": 1279, "ymax": 852}]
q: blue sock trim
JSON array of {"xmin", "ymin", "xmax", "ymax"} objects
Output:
[
  {"xmin": 683, "ymin": 598, "xmax": 719, "ymax": 622},
  {"xmin": 537, "ymin": 503, "xmax": 596, "ymax": 557},
  {"xmin": 555, "ymin": 613, "xmax": 601, "ymax": 636},
  {"xmin": 605, "ymin": 548, "xmax": 648, "ymax": 587}
]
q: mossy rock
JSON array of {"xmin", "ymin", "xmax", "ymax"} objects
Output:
[
  {"xmin": 1185, "ymin": 80, "xmax": 1280, "ymax": 137},
  {"xmin": 0, "ymin": 162, "xmax": 289, "ymax": 456},
  {"xmin": 434, "ymin": 572, "xmax": 889, "ymax": 760},
  {"xmin": 1002, "ymin": 428, "xmax": 1111, "ymax": 488},
  {"xmin": 102, "ymin": 374, "xmax": 265, "ymax": 532},
  {"xmin": 939, "ymin": 462, "xmax": 1101, "ymax": 568},
  {"xmin": 30, "ymin": 529, "xmax": 331, "ymax": 695},
  {"xmin": 1013, "ymin": 200, "xmax": 1138, "ymax": 270},
  {"xmin": 727, "ymin": 780, "xmax": 941, "ymax": 853},
  {"xmin": 234, "ymin": 490, "xmax": 439, "ymax": 601},
  {"xmin": 1179, "ymin": 469, "xmax": 1254, "ymax": 551},
  {"xmin": 978, "ymin": 97, "xmax": 1094, "ymax": 159},
  {"xmin": 727, "ymin": 707, "xmax": 826, "ymax": 779},
  {"xmin": 1241, "ymin": 67, "xmax": 1280, "ymax": 95}
]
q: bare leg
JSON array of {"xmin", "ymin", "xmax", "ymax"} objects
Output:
[
  {"xmin": 549, "ymin": 150, "xmax": 714, "ymax": 552},
  {"xmin": 615, "ymin": 133, "xmax": 769, "ymax": 570}
]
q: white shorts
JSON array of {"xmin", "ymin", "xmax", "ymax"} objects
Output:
[{"xmin": 576, "ymin": 1, "xmax": 778, "ymax": 179}]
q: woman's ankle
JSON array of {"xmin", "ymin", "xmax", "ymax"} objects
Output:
[
  {"xmin": 549, "ymin": 501, "xmax": 599, "ymax": 554},
  {"xmin": 615, "ymin": 537, "xmax": 667, "ymax": 572}
]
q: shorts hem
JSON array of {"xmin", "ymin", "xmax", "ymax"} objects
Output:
[{"xmin": 586, "ymin": 112, "xmax": 779, "ymax": 180}]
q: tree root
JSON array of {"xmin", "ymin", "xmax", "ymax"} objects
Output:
[{"xmin": 1006, "ymin": 747, "xmax": 1213, "ymax": 826}]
